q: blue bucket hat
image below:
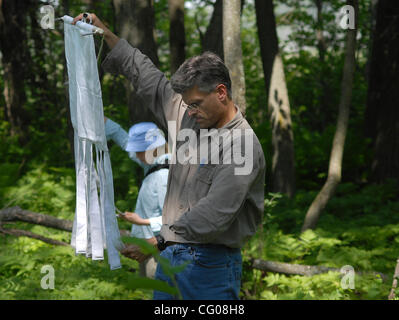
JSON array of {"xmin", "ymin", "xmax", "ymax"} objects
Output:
[{"xmin": 125, "ymin": 122, "xmax": 166, "ymax": 152}]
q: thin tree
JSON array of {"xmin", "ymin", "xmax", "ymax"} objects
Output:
[
  {"xmin": 223, "ymin": 0, "xmax": 246, "ymax": 113},
  {"xmin": 364, "ymin": 0, "xmax": 399, "ymax": 183},
  {"xmin": 314, "ymin": 0, "xmax": 332, "ymax": 132},
  {"xmin": 201, "ymin": 0, "xmax": 224, "ymax": 59},
  {"xmin": 301, "ymin": 0, "xmax": 358, "ymax": 232},
  {"xmin": 388, "ymin": 257, "xmax": 399, "ymax": 300},
  {"xmin": 0, "ymin": 0, "xmax": 32, "ymax": 141},
  {"xmin": 112, "ymin": 0, "xmax": 160, "ymax": 125},
  {"xmin": 168, "ymin": 0, "xmax": 186, "ymax": 74},
  {"xmin": 255, "ymin": 0, "xmax": 296, "ymax": 197}
]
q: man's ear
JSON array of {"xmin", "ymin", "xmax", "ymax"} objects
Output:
[{"xmin": 215, "ymin": 84, "xmax": 228, "ymax": 102}]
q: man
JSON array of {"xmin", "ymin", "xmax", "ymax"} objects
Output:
[
  {"xmin": 104, "ymin": 117, "xmax": 170, "ymax": 278},
  {"xmin": 73, "ymin": 13, "xmax": 265, "ymax": 300}
]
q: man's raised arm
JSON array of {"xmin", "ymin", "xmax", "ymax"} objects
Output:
[
  {"xmin": 72, "ymin": 13, "xmax": 183, "ymax": 133},
  {"xmin": 72, "ymin": 13, "xmax": 120, "ymax": 50}
]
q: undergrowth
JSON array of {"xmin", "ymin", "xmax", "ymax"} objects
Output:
[
  {"xmin": 242, "ymin": 181, "xmax": 399, "ymax": 300},
  {"xmin": 0, "ymin": 164, "xmax": 398, "ymax": 299}
]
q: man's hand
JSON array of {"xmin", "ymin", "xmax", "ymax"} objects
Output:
[
  {"xmin": 72, "ymin": 13, "xmax": 120, "ymax": 50},
  {"xmin": 72, "ymin": 13, "xmax": 104, "ymax": 30},
  {"xmin": 121, "ymin": 244, "xmax": 151, "ymax": 263}
]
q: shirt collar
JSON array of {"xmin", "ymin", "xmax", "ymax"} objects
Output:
[{"xmin": 219, "ymin": 105, "xmax": 243, "ymax": 131}]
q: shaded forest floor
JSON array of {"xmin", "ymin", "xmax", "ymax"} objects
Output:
[
  {"xmin": 0, "ymin": 163, "xmax": 398, "ymax": 300},
  {"xmin": 242, "ymin": 180, "xmax": 399, "ymax": 299}
]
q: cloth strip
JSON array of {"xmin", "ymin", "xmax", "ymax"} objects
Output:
[{"xmin": 64, "ymin": 17, "xmax": 123, "ymax": 270}]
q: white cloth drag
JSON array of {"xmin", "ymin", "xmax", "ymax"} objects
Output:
[{"xmin": 63, "ymin": 16, "xmax": 123, "ymax": 270}]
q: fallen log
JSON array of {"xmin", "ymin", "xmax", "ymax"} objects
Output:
[
  {"xmin": 0, "ymin": 226, "xmax": 69, "ymax": 246},
  {"xmin": 252, "ymin": 259, "xmax": 336, "ymax": 276},
  {"xmin": 251, "ymin": 259, "xmax": 388, "ymax": 282},
  {"xmin": 0, "ymin": 206, "xmax": 130, "ymax": 236},
  {"xmin": 0, "ymin": 206, "xmax": 72, "ymax": 232}
]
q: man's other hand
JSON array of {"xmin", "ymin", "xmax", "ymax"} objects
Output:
[
  {"xmin": 121, "ymin": 244, "xmax": 150, "ymax": 263},
  {"xmin": 120, "ymin": 212, "xmax": 150, "ymax": 226}
]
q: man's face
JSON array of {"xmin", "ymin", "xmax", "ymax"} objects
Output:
[{"xmin": 182, "ymin": 85, "xmax": 226, "ymax": 129}]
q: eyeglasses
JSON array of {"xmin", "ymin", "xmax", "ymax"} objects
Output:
[
  {"xmin": 184, "ymin": 87, "xmax": 219, "ymax": 111},
  {"xmin": 186, "ymin": 102, "xmax": 201, "ymax": 111}
]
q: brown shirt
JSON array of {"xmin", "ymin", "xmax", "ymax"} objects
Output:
[{"xmin": 102, "ymin": 39, "xmax": 265, "ymax": 248}]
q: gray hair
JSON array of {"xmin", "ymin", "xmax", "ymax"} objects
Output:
[{"xmin": 170, "ymin": 51, "xmax": 232, "ymax": 98}]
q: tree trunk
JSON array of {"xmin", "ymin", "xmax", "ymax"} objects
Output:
[
  {"xmin": 254, "ymin": 0, "xmax": 278, "ymax": 101},
  {"xmin": 268, "ymin": 54, "xmax": 296, "ymax": 198},
  {"xmin": 82, "ymin": 0, "xmax": 112, "ymax": 80},
  {"xmin": 314, "ymin": 0, "xmax": 326, "ymax": 63},
  {"xmin": 301, "ymin": 0, "xmax": 358, "ymax": 232},
  {"xmin": 168, "ymin": 0, "xmax": 186, "ymax": 74},
  {"xmin": 364, "ymin": 0, "xmax": 378, "ymax": 84},
  {"xmin": 223, "ymin": 0, "xmax": 246, "ymax": 114},
  {"xmin": 365, "ymin": 0, "xmax": 399, "ymax": 183},
  {"xmin": 0, "ymin": 0, "xmax": 32, "ymax": 141},
  {"xmin": 388, "ymin": 257, "xmax": 399, "ymax": 299},
  {"xmin": 112, "ymin": 0, "xmax": 161, "ymax": 125},
  {"xmin": 314, "ymin": 0, "xmax": 331, "ymax": 132},
  {"xmin": 255, "ymin": 0, "xmax": 296, "ymax": 197},
  {"xmin": 202, "ymin": 0, "xmax": 224, "ymax": 60},
  {"xmin": 61, "ymin": 0, "xmax": 75, "ymax": 158}
]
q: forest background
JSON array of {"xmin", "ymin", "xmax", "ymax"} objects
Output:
[{"xmin": 0, "ymin": 0, "xmax": 398, "ymax": 300}]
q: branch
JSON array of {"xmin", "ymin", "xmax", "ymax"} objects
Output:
[
  {"xmin": 0, "ymin": 206, "xmax": 131, "ymax": 238},
  {"xmin": 252, "ymin": 259, "xmax": 388, "ymax": 282},
  {"xmin": 0, "ymin": 206, "xmax": 73, "ymax": 231},
  {"xmin": 0, "ymin": 226, "xmax": 69, "ymax": 246}
]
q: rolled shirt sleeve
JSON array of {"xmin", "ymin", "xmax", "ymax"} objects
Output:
[
  {"xmin": 105, "ymin": 118, "xmax": 146, "ymax": 168},
  {"xmin": 105, "ymin": 118, "xmax": 128, "ymax": 149}
]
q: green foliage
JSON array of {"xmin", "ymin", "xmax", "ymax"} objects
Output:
[
  {"xmin": 122, "ymin": 236, "xmax": 187, "ymax": 299},
  {"xmin": 1, "ymin": 165, "xmax": 75, "ymax": 220},
  {"xmin": 0, "ymin": 230, "xmax": 186, "ymax": 299},
  {"xmin": 0, "ymin": 0, "xmax": 397, "ymax": 301},
  {"xmin": 0, "ymin": 239, "xmax": 152, "ymax": 300},
  {"xmin": 242, "ymin": 183, "xmax": 399, "ymax": 300},
  {"xmin": 0, "ymin": 164, "xmax": 185, "ymax": 299}
]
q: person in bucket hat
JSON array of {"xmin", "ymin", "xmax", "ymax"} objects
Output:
[{"xmin": 104, "ymin": 117, "xmax": 170, "ymax": 278}]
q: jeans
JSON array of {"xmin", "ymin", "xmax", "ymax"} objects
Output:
[{"xmin": 153, "ymin": 243, "xmax": 242, "ymax": 300}]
